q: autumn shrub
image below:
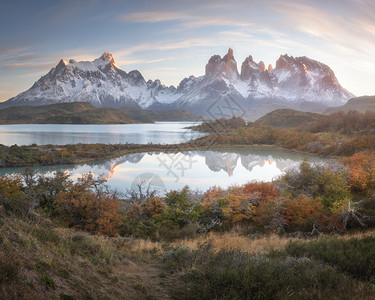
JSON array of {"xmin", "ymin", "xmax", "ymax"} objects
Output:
[
  {"xmin": 313, "ymin": 214, "xmax": 346, "ymax": 233},
  {"xmin": 0, "ymin": 175, "xmax": 31, "ymax": 216},
  {"xmin": 280, "ymin": 159, "xmax": 351, "ymax": 212},
  {"xmin": 126, "ymin": 196, "xmax": 166, "ymax": 221},
  {"xmin": 281, "ymin": 195, "xmax": 324, "ymax": 231},
  {"xmin": 34, "ymin": 171, "xmax": 71, "ymax": 213},
  {"xmin": 343, "ymin": 152, "xmax": 375, "ymax": 196},
  {"xmin": 55, "ymin": 173, "xmax": 121, "ymax": 236},
  {"xmin": 222, "ymin": 185, "xmax": 258, "ymax": 224}
]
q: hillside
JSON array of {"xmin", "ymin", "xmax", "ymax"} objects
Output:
[
  {"xmin": 255, "ymin": 109, "xmax": 324, "ymax": 128},
  {"xmin": 2, "ymin": 211, "xmax": 375, "ymax": 300},
  {"xmin": 0, "ymin": 102, "xmax": 144, "ymax": 124},
  {"xmin": 119, "ymin": 108, "xmax": 200, "ymax": 122},
  {"xmin": 325, "ymin": 95, "xmax": 375, "ymax": 114}
]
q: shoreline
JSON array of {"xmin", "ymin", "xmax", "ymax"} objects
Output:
[{"xmin": 0, "ymin": 141, "xmax": 333, "ymax": 169}]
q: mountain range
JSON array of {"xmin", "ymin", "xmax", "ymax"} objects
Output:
[{"xmin": 1, "ymin": 49, "xmax": 354, "ymax": 120}]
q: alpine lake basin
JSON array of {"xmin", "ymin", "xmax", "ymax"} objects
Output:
[{"xmin": 0, "ymin": 122, "xmax": 329, "ymax": 194}]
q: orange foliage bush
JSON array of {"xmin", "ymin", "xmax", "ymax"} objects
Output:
[
  {"xmin": 281, "ymin": 196, "xmax": 324, "ymax": 231},
  {"xmin": 222, "ymin": 186, "xmax": 257, "ymax": 223},
  {"xmin": 0, "ymin": 176, "xmax": 30, "ymax": 215},
  {"xmin": 202, "ymin": 186, "xmax": 225, "ymax": 208},
  {"xmin": 55, "ymin": 173, "xmax": 121, "ymax": 236},
  {"xmin": 127, "ymin": 196, "xmax": 166, "ymax": 220},
  {"xmin": 343, "ymin": 152, "xmax": 375, "ymax": 195}
]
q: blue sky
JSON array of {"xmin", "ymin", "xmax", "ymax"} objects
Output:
[{"xmin": 1, "ymin": 0, "xmax": 375, "ymax": 101}]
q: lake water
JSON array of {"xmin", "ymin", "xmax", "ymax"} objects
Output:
[
  {"xmin": 0, "ymin": 147, "xmax": 328, "ymax": 193},
  {"xmin": 0, "ymin": 122, "xmax": 204, "ymax": 146}
]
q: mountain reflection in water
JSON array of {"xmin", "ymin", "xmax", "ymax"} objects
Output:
[{"xmin": 0, "ymin": 148, "xmax": 328, "ymax": 193}]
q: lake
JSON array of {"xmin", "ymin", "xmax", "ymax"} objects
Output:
[
  {"xmin": 0, "ymin": 147, "xmax": 329, "ymax": 193},
  {"xmin": 0, "ymin": 122, "xmax": 205, "ymax": 146}
]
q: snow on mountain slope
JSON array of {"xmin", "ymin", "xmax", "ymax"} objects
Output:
[
  {"xmin": 3, "ymin": 49, "xmax": 354, "ymax": 113},
  {"xmin": 271, "ymin": 54, "xmax": 353, "ymax": 106},
  {"xmin": 5, "ymin": 52, "xmax": 178, "ymax": 109}
]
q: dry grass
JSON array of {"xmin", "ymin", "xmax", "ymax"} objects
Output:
[
  {"xmin": 126, "ymin": 238, "xmax": 163, "ymax": 254},
  {"xmin": 125, "ymin": 228, "xmax": 375, "ymax": 257},
  {"xmin": 115, "ymin": 230, "xmax": 300, "ymax": 255},
  {"xmin": 171, "ymin": 231, "xmax": 299, "ymax": 254},
  {"xmin": 3, "ymin": 212, "xmax": 375, "ymax": 300},
  {"xmin": 339, "ymin": 228, "xmax": 375, "ymax": 239},
  {"xmin": 0, "ymin": 216, "xmax": 170, "ymax": 300}
]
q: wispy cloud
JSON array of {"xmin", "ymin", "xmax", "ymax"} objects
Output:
[
  {"xmin": 116, "ymin": 58, "xmax": 166, "ymax": 65},
  {"xmin": 1, "ymin": 0, "xmax": 375, "ymax": 97},
  {"xmin": 1, "ymin": 62, "xmax": 54, "ymax": 70},
  {"xmin": 117, "ymin": 11, "xmax": 189, "ymax": 23},
  {"xmin": 117, "ymin": 10, "xmax": 255, "ymax": 29}
]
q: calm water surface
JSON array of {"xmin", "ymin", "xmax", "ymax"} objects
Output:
[
  {"xmin": 0, "ymin": 147, "xmax": 329, "ymax": 193},
  {"xmin": 0, "ymin": 122, "xmax": 204, "ymax": 146}
]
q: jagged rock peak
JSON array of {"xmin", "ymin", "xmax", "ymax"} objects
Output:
[
  {"xmin": 243, "ymin": 55, "xmax": 254, "ymax": 64},
  {"xmin": 258, "ymin": 61, "xmax": 266, "ymax": 72},
  {"xmin": 268, "ymin": 64, "xmax": 273, "ymax": 72},
  {"xmin": 240, "ymin": 55, "xmax": 268, "ymax": 81},
  {"xmin": 58, "ymin": 59, "xmax": 68, "ymax": 65},
  {"xmin": 208, "ymin": 55, "xmax": 222, "ymax": 64},
  {"xmin": 56, "ymin": 59, "xmax": 68, "ymax": 70},
  {"xmin": 223, "ymin": 48, "xmax": 235, "ymax": 62},
  {"xmin": 275, "ymin": 54, "xmax": 294, "ymax": 70},
  {"xmin": 100, "ymin": 51, "xmax": 114, "ymax": 63},
  {"xmin": 205, "ymin": 48, "xmax": 239, "ymax": 79}
]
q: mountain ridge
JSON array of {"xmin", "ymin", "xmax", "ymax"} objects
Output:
[{"xmin": 2, "ymin": 49, "xmax": 354, "ymax": 119}]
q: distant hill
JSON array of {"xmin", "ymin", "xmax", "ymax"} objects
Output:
[
  {"xmin": 0, "ymin": 102, "xmax": 142, "ymax": 124},
  {"xmin": 255, "ymin": 109, "xmax": 324, "ymax": 128},
  {"xmin": 119, "ymin": 108, "xmax": 201, "ymax": 122},
  {"xmin": 243, "ymin": 101, "xmax": 328, "ymax": 122},
  {"xmin": 325, "ymin": 96, "xmax": 375, "ymax": 114}
]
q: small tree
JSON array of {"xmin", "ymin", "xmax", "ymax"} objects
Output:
[
  {"xmin": 163, "ymin": 186, "xmax": 200, "ymax": 228},
  {"xmin": 55, "ymin": 173, "xmax": 121, "ymax": 236}
]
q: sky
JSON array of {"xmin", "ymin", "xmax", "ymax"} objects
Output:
[{"xmin": 1, "ymin": 0, "xmax": 375, "ymax": 102}]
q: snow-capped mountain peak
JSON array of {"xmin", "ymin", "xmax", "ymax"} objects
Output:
[
  {"xmin": 3, "ymin": 49, "xmax": 354, "ymax": 116},
  {"xmin": 271, "ymin": 54, "xmax": 353, "ymax": 105},
  {"xmin": 4, "ymin": 52, "xmax": 180, "ymax": 109}
]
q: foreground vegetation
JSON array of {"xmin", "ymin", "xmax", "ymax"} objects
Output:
[
  {"xmin": 3, "ymin": 210, "xmax": 375, "ymax": 299},
  {"xmin": 1, "ymin": 148, "xmax": 374, "ymax": 298}
]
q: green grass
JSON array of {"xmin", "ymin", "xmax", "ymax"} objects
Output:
[
  {"xmin": 162, "ymin": 243, "xmax": 372, "ymax": 299},
  {"xmin": 41, "ymin": 274, "xmax": 56, "ymax": 289},
  {"xmin": 284, "ymin": 235, "xmax": 375, "ymax": 282}
]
